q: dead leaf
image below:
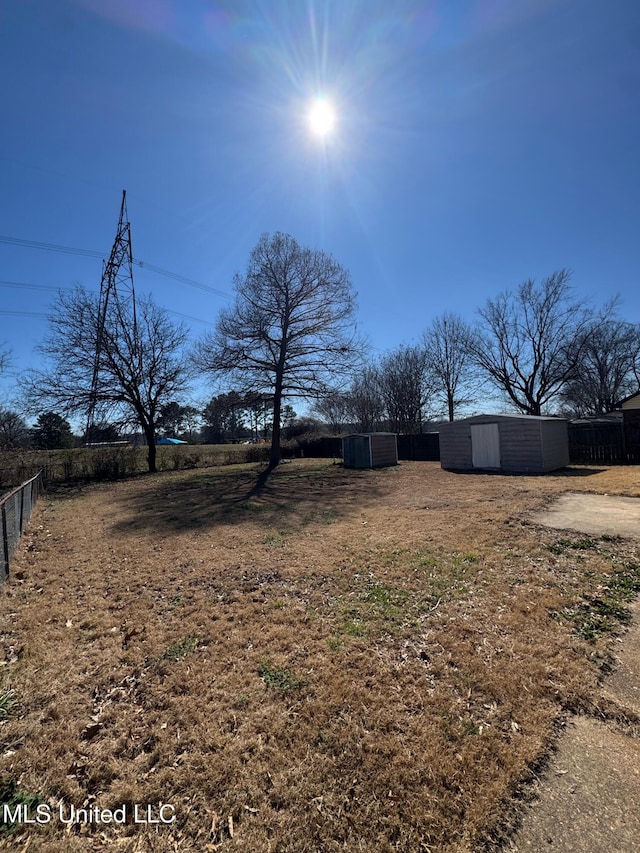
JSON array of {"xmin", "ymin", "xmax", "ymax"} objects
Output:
[{"xmin": 80, "ymin": 721, "xmax": 103, "ymax": 741}]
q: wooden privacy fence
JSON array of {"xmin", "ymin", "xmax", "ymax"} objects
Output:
[
  {"xmin": 1, "ymin": 470, "xmax": 44, "ymax": 582},
  {"xmin": 295, "ymin": 436, "xmax": 343, "ymax": 458},
  {"xmin": 295, "ymin": 433, "xmax": 442, "ymax": 461},
  {"xmin": 297, "ymin": 426, "xmax": 640, "ymax": 466},
  {"xmin": 567, "ymin": 421, "xmax": 640, "ymax": 465},
  {"xmin": 396, "ymin": 433, "xmax": 441, "ymax": 461},
  {"xmin": 624, "ymin": 420, "xmax": 640, "ymax": 464}
]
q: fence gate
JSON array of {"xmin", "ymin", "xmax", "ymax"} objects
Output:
[{"xmin": 1, "ymin": 470, "xmax": 44, "ymax": 582}]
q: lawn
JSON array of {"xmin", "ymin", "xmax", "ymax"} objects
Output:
[{"xmin": 1, "ymin": 460, "xmax": 640, "ymax": 852}]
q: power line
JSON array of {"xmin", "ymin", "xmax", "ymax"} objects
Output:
[
  {"xmin": 163, "ymin": 308, "xmax": 215, "ymax": 326},
  {"xmin": 0, "ymin": 235, "xmax": 100, "ymax": 258},
  {"xmin": 0, "ymin": 280, "xmax": 64, "ymax": 293},
  {"xmin": 133, "ymin": 259, "xmax": 230, "ymax": 297},
  {"xmin": 0, "ymin": 280, "xmax": 215, "ymax": 327},
  {"xmin": 0, "ymin": 310, "xmax": 49, "ymax": 318},
  {"xmin": 0, "ymin": 234, "xmax": 232, "ymax": 299}
]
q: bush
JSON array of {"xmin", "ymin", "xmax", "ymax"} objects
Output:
[{"xmin": 0, "ymin": 442, "xmax": 275, "ymax": 490}]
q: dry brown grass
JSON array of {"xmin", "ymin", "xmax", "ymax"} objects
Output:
[{"xmin": 1, "ymin": 460, "xmax": 640, "ymax": 852}]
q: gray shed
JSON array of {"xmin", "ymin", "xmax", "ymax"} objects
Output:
[
  {"xmin": 342, "ymin": 432, "xmax": 398, "ymax": 469},
  {"xmin": 439, "ymin": 414, "xmax": 569, "ymax": 473}
]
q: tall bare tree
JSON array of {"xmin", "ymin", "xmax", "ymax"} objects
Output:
[
  {"xmin": 423, "ymin": 313, "xmax": 477, "ymax": 421},
  {"xmin": 24, "ymin": 287, "xmax": 189, "ymax": 472},
  {"xmin": 470, "ymin": 270, "xmax": 591, "ymax": 415},
  {"xmin": 346, "ymin": 366, "xmax": 385, "ymax": 433},
  {"xmin": 312, "ymin": 390, "xmax": 350, "ymax": 434},
  {"xmin": 561, "ymin": 301, "xmax": 640, "ymax": 416},
  {"xmin": 195, "ymin": 232, "xmax": 361, "ymax": 468},
  {"xmin": 378, "ymin": 344, "xmax": 432, "ymax": 433}
]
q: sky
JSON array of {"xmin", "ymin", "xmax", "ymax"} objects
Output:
[{"xmin": 1, "ymin": 0, "xmax": 639, "ymax": 416}]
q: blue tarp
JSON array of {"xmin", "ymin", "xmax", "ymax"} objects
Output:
[{"xmin": 157, "ymin": 437, "xmax": 187, "ymax": 445}]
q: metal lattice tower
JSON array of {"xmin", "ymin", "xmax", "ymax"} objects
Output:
[{"xmin": 86, "ymin": 190, "xmax": 138, "ymax": 436}]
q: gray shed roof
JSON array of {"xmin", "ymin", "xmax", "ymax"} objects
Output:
[
  {"xmin": 445, "ymin": 413, "xmax": 566, "ymax": 424},
  {"xmin": 344, "ymin": 432, "xmax": 397, "ymax": 437}
]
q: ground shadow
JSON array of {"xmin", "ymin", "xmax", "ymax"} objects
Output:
[
  {"xmin": 442, "ymin": 466, "xmax": 605, "ymax": 478},
  {"xmin": 549, "ymin": 466, "xmax": 607, "ymax": 478},
  {"xmin": 110, "ymin": 461, "xmax": 392, "ymax": 536}
]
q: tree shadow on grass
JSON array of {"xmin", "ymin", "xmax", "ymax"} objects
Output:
[{"xmin": 110, "ymin": 461, "xmax": 390, "ymax": 535}]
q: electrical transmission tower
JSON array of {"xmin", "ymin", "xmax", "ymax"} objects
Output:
[{"xmin": 86, "ymin": 190, "xmax": 139, "ymax": 438}]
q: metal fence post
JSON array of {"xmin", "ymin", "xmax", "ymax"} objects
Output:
[
  {"xmin": 1, "ymin": 503, "xmax": 9, "ymax": 579},
  {"xmin": 19, "ymin": 484, "xmax": 24, "ymax": 534}
]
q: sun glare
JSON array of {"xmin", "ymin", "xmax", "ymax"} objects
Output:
[{"xmin": 308, "ymin": 98, "xmax": 336, "ymax": 138}]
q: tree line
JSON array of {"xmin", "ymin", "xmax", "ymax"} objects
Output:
[
  {"xmin": 1, "ymin": 232, "xmax": 638, "ymax": 471},
  {"xmin": 0, "ymin": 397, "xmax": 295, "ymax": 451},
  {"xmin": 315, "ymin": 277, "xmax": 640, "ymax": 433}
]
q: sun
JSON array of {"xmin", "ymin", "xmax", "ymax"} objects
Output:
[{"xmin": 308, "ymin": 98, "xmax": 336, "ymax": 138}]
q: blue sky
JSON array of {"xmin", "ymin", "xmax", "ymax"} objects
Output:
[{"xmin": 1, "ymin": 0, "xmax": 639, "ymax": 413}]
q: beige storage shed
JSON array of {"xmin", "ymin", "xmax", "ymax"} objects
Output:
[{"xmin": 439, "ymin": 414, "xmax": 569, "ymax": 473}]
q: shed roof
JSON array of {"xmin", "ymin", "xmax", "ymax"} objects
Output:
[
  {"xmin": 343, "ymin": 432, "xmax": 397, "ymax": 438},
  {"xmin": 616, "ymin": 390, "xmax": 640, "ymax": 410},
  {"xmin": 570, "ymin": 413, "xmax": 623, "ymax": 424},
  {"xmin": 443, "ymin": 413, "xmax": 566, "ymax": 425}
]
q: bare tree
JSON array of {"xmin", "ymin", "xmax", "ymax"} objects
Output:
[
  {"xmin": 24, "ymin": 287, "xmax": 190, "ymax": 472},
  {"xmin": 0, "ymin": 409, "xmax": 30, "ymax": 449},
  {"xmin": 0, "ymin": 345, "xmax": 10, "ymax": 376},
  {"xmin": 378, "ymin": 344, "xmax": 432, "ymax": 433},
  {"xmin": 423, "ymin": 313, "xmax": 477, "ymax": 421},
  {"xmin": 345, "ymin": 366, "xmax": 385, "ymax": 433},
  {"xmin": 195, "ymin": 232, "xmax": 361, "ymax": 468},
  {"xmin": 470, "ymin": 270, "xmax": 591, "ymax": 415},
  {"xmin": 312, "ymin": 390, "xmax": 350, "ymax": 434},
  {"xmin": 561, "ymin": 301, "xmax": 640, "ymax": 416}
]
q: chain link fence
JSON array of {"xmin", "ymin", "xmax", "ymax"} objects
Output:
[{"xmin": 1, "ymin": 470, "xmax": 44, "ymax": 583}]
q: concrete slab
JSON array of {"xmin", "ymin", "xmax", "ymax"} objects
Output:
[
  {"xmin": 516, "ymin": 493, "xmax": 640, "ymax": 851},
  {"xmin": 531, "ymin": 492, "xmax": 640, "ymax": 539},
  {"xmin": 509, "ymin": 716, "xmax": 640, "ymax": 852}
]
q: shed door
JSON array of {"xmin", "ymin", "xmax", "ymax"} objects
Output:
[
  {"xmin": 471, "ymin": 423, "xmax": 500, "ymax": 468},
  {"xmin": 345, "ymin": 435, "xmax": 371, "ymax": 468},
  {"xmin": 353, "ymin": 436, "xmax": 371, "ymax": 468}
]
